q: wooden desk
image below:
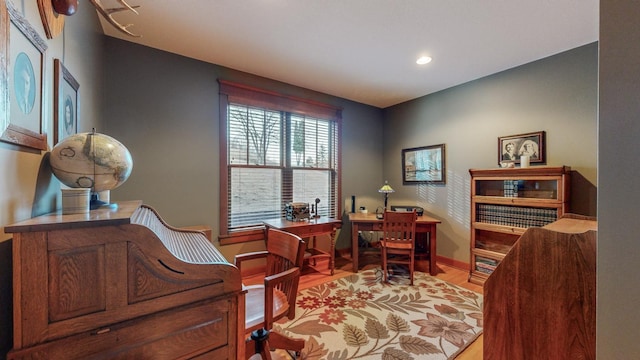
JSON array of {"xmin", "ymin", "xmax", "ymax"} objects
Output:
[
  {"xmin": 348, "ymin": 213, "xmax": 441, "ymax": 275},
  {"xmin": 263, "ymin": 217, "xmax": 342, "ymax": 275}
]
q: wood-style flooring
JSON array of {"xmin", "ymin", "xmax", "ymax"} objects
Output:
[{"xmin": 246, "ymin": 251, "xmax": 483, "ymax": 359}]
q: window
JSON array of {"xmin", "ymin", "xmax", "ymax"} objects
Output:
[{"xmin": 219, "ymin": 81, "xmax": 342, "ymax": 241}]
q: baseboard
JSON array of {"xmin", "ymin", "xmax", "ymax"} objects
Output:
[
  {"xmin": 336, "ymin": 248, "xmax": 470, "ymax": 273},
  {"xmin": 436, "ymin": 255, "xmax": 470, "ymax": 272}
]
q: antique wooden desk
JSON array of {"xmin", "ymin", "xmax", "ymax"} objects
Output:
[
  {"xmin": 348, "ymin": 212, "xmax": 441, "ymax": 275},
  {"xmin": 263, "ymin": 217, "xmax": 342, "ymax": 275},
  {"xmin": 5, "ymin": 201, "xmax": 243, "ymax": 359}
]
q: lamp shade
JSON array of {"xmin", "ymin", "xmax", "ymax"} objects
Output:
[
  {"xmin": 378, "ymin": 181, "xmax": 394, "ymax": 210},
  {"xmin": 378, "ymin": 181, "xmax": 395, "ymax": 193}
]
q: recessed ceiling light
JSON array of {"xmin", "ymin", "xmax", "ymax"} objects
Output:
[{"xmin": 416, "ymin": 56, "xmax": 432, "ymax": 65}]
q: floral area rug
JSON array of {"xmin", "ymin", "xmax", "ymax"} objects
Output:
[{"xmin": 274, "ymin": 267, "xmax": 483, "ymax": 360}]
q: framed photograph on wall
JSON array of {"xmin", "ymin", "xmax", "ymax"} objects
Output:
[
  {"xmin": 0, "ymin": 0, "xmax": 48, "ymax": 150},
  {"xmin": 498, "ymin": 131, "xmax": 546, "ymax": 165},
  {"xmin": 54, "ymin": 58, "xmax": 79, "ymax": 144},
  {"xmin": 402, "ymin": 144, "xmax": 446, "ymax": 185}
]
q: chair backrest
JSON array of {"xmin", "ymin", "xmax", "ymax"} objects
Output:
[
  {"xmin": 265, "ymin": 228, "xmax": 306, "ymax": 276},
  {"xmin": 382, "ymin": 209, "xmax": 417, "ymax": 244},
  {"xmin": 265, "ymin": 228, "xmax": 306, "ymax": 323}
]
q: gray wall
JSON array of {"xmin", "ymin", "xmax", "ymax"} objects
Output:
[
  {"xmin": 0, "ymin": 2, "xmax": 105, "ymax": 357},
  {"xmin": 383, "ymin": 43, "xmax": 598, "ymax": 262},
  {"xmin": 103, "ymin": 38, "xmax": 384, "ymax": 259},
  {"xmin": 103, "ymin": 39, "xmax": 598, "ymax": 266},
  {"xmin": 598, "ymin": 1, "xmax": 640, "ymax": 357}
]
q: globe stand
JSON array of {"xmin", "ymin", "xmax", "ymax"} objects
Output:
[{"xmin": 90, "ymin": 192, "xmax": 118, "ymax": 210}]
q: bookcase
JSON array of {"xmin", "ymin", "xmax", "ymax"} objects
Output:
[{"xmin": 469, "ymin": 166, "xmax": 571, "ymax": 285}]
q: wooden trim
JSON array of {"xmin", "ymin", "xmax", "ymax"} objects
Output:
[
  {"xmin": 218, "ymin": 228, "xmax": 265, "ymax": 246},
  {"xmin": 218, "ymin": 80, "xmax": 342, "ymax": 120},
  {"xmin": 436, "ymin": 255, "xmax": 470, "ymax": 272},
  {"xmin": 218, "ymin": 93, "xmax": 230, "ymax": 235},
  {"xmin": 469, "ymin": 165, "xmax": 571, "ymax": 178},
  {"xmin": 217, "ymin": 80, "xmax": 343, "ymax": 239}
]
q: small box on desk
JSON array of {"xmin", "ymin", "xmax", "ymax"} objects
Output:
[
  {"xmin": 285, "ymin": 202, "xmax": 310, "ymax": 221},
  {"xmin": 390, "ymin": 205, "xmax": 424, "ymax": 216}
]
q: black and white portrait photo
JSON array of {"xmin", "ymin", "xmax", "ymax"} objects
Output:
[{"xmin": 13, "ymin": 52, "xmax": 35, "ymax": 115}]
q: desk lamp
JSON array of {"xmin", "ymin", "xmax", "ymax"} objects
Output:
[{"xmin": 378, "ymin": 181, "xmax": 395, "ymax": 210}]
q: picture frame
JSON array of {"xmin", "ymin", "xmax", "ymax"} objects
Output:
[
  {"xmin": 498, "ymin": 131, "xmax": 546, "ymax": 165},
  {"xmin": 54, "ymin": 58, "xmax": 79, "ymax": 144},
  {"xmin": 0, "ymin": 1, "xmax": 8, "ymax": 141},
  {"xmin": 402, "ymin": 144, "xmax": 446, "ymax": 185},
  {"xmin": 0, "ymin": 0, "xmax": 48, "ymax": 150}
]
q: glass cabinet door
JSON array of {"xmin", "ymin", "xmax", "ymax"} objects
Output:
[{"xmin": 475, "ymin": 179, "xmax": 558, "ymax": 200}]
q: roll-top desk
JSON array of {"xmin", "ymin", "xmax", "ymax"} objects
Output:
[{"xmin": 6, "ymin": 200, "xmax": 244, "ymax": 359}]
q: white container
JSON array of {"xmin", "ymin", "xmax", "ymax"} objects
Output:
[
  {"xmin": 62, "ymin": 188, "xmax": 91, "ymax": 214},
  {"xmin": 520, "ymin": 155, "xmax": 530, "ymax": 168}
]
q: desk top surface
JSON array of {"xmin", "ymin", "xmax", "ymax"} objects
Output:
[
  {"xmin": 263, "ymin": 217, "xmax": 342, "ymax": 230},
  {"xmin": 348, "ymin": 212, "xmax": 441, "ymax": 224},
  {"xmin": 5, "ymin": 200, "xmax": 143, "ymax": 233}
]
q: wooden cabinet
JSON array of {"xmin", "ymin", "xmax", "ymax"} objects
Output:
[{"xmin": 468, "ymin": 166, "xmax": 571, "ymax": 285}]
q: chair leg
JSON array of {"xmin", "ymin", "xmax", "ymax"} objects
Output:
[
  {"xmin": 410, "ymin": 260, "xmax": 414, "ymax": 286},
  {"xmin": 382, "ymin": 246, "xmax": 388, "ymax": 283}
]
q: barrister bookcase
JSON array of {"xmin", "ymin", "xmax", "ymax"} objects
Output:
[{"xmin": 468, "ymin": 166, "xmax": 571, "ymax": 285}]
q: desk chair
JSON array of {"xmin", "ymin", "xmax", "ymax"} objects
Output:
[
  {"xmin": 235, "ymin": 228, "xmax": 306, "ymax": 360},
  {"xmin": 380, "ymin": 209, "xmax": 418, "ymax": 285}
]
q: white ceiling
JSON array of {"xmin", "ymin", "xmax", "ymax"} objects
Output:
[{"xmin": 96, "ymin": 0, "xmax": 599, "ymax": 108}]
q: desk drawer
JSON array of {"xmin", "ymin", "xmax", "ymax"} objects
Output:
[
  {"xmin": 9, "ymin": 298, "xmax": 234, "ymax": 359},
  {"xmin": 358, "ymin": 222, "xmax": 384, "ymax": 232}
]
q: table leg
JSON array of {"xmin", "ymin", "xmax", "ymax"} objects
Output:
[
  {"xmin": 429, "ymin": 224, "xmax": 437, "ymax": 275},
  {"xmin": 351, "ymin": 223, "xmax": 359, "ymax": 272}
]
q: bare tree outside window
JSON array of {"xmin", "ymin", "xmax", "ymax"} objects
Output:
[
  {"xmin": 293, "ymin": 120, "xmax": 304, "ymax": 166},
  {"xmin": 229, "ymin": 106, "xmax": 281, "ymax": 166}
]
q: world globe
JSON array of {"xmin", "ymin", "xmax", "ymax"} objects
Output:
[{"xmin": 50, "ymin": 131, "xmax": 133, "ymax": 194}]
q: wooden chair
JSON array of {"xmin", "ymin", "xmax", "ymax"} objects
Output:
[
  {"xmin": 235, "ymin": 228, "xmax": 307, "ymax": 360},
  {"xmin": 380, "ymin": 209, "xmax": 418, "ymax": 285}
]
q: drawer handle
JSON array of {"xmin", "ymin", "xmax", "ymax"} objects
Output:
[{"xmin": 92, "ymin": 328, "xmax": 111, "ymax": 335}]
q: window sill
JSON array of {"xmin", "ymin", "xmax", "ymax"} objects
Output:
[{"xmin": 219, "ymin": 227, "xmax": 265, "ymax": 246}]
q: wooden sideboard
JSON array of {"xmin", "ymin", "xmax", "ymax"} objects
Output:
[{"xmin": 6, "ymin": 201, "xmax": 244, "ymax": 359}]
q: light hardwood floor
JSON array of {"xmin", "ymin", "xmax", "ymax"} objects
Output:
[{"xmin": 246, "ymin": 252, "xmax": 483, "ymax": 359}]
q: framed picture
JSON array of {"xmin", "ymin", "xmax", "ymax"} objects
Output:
[
  {"xmin": 54, "ymin": 59, "xmax": 79, "ymax": 144},
  {"xmin": 498, "ymin": 131, "xmax": 546, "ymax": 165},
  {"xmin": 402, "ymin": 144, "xmax": 446, "ymax": 185},
  {"xmin": 0, "ymin": 0, "xmax": 48, "ymax": 150}
]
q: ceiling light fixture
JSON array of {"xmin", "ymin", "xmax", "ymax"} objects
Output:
[{"xmin": 416, "ymin": 56, "xmax": 432, "ymax": 65}]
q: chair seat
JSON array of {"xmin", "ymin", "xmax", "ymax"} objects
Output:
[
  {"xmin": 381, "ymin": 241, "xmax": 413, "ymax": 250},
  {"xmin": 244, "ymin": 284, "xmax": 290, "ymax": 333}
]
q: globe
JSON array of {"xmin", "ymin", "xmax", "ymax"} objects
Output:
[{"xmin": 50, "ymin": 132, "xmax": 133, "ymax": 194}]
